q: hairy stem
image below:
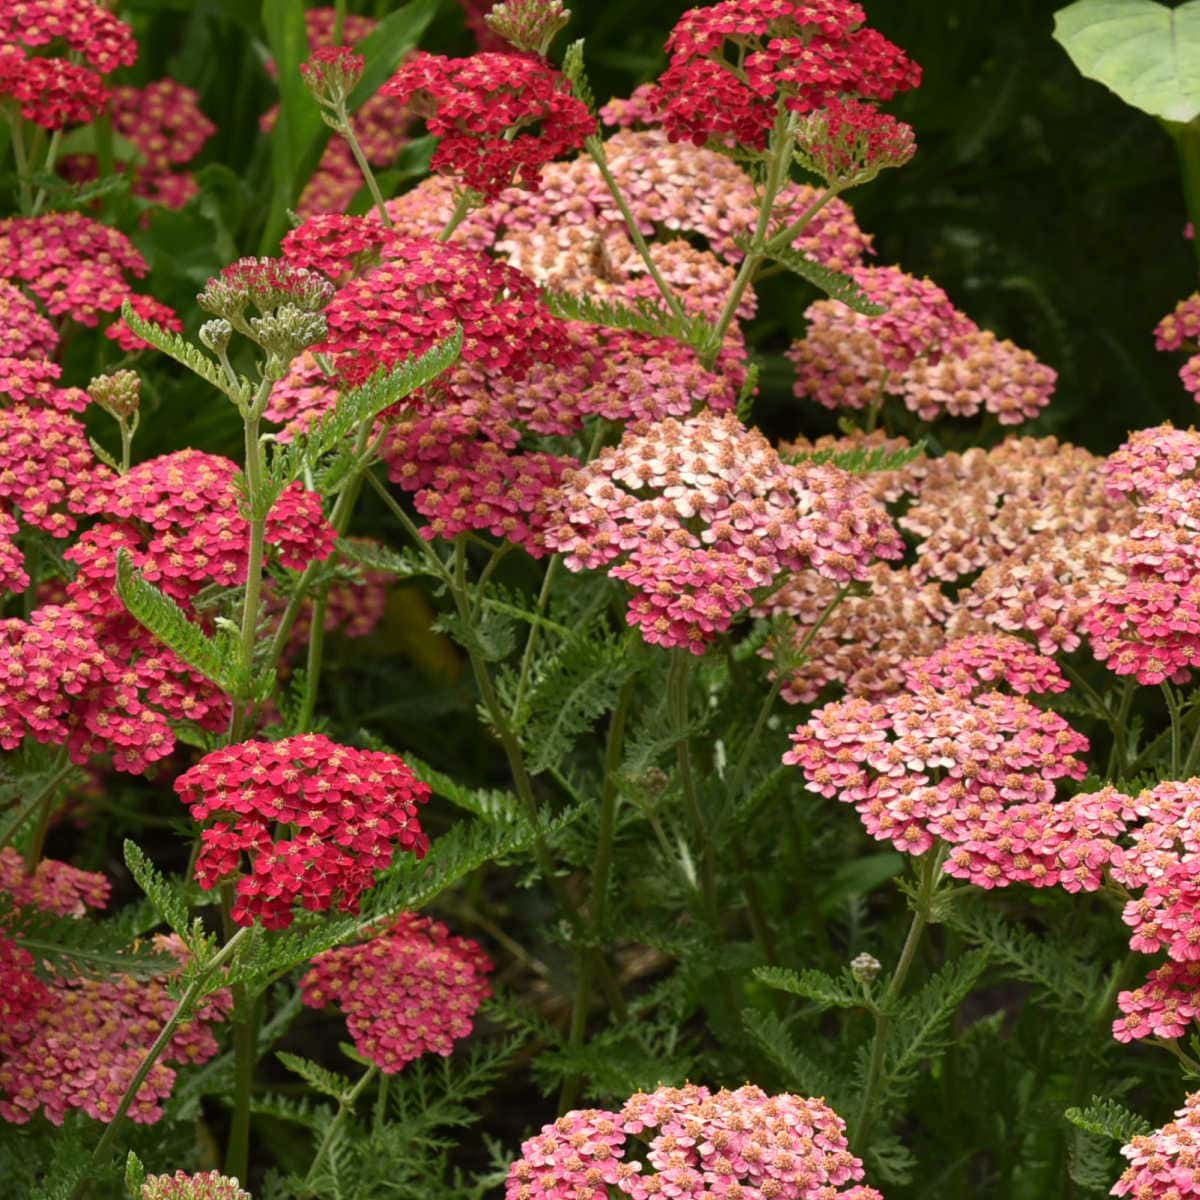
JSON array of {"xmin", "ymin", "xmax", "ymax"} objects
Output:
[
  {"xmin": 560, "ymin": 678, "xmax": 635, "ymax": 1111},
  {"xmin": 334, "ymin": 98, "xmax": 392, "ymax": 228},
  {"xmin": 7, "ymin": 113, "xmax": 31, "ymax": 213},
  {"xmin": 76, "ymin": 927, "xmax": 252, "ymax": 1195},
  {"xmin": 585, "ymin": 134, "xmax": 687, "ymax": 320},
  {"xmin": 30, "ymin": 127, "xmax": 61, "ymax": 217},
  {"xmin": 304, "ymin": 1063, "xmax": 379, "ymax": 1190},
  {"xmin": 668, "ymin": 650, "xmax": 716, "ymax": 917},
  {"xmin": 851, "ymin": 846, "xmax": 944, "ymax": 1153},
  {"xmin": 704, "ymin": 108, "xmax": 797, "ymax": 366}
]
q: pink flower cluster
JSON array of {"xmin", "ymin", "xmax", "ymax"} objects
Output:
[
  {"xmin": 381, "ymin": 51, "xmax": 594, "ymax": 198},
  {"xmin": 1085, "ymin": 425, "xmax": 1200, "ymax": 684},
  {"xmin": 785, "ymin": 637, "xmax": 1101, "ymax": 889},
  {"xmin": 649, "ymin": 0, "xmax": 919, "ymax": 152},
  {"xmin": 506, "ymin": 1082, "xmax": 882, "ymax": 1200},
  {"xmin": 0, "ymin": 935, "xmax": 231, "ymax": 1125},
  {"xmin": 1156, "ymin": 292, "xmax": 1200, "ymax": 405},
  {"xmin": 543, "ymin": 410, "xmax": 902, "ymax": 652},
  {"xmin": 174, "ymin": 735, "xmax": 431, "ymax": 929},
  {"xmin": 301, "ymin": 913, "xmax": 492, "ymax": 1072},
  {"xmin": 141, "ymin": 1173, "xmax": 251, "ymax": 1200},
  {"xmin": 1112, "ymin": 1090, "xmax": 1200, "ymax": 1197},
  {"xmin": 0, "ymin": 0, "xmax": 137, "ymax": 129},
  {"xmin": 790, "ymin": 266, "xmax": 1056, "ymax": 425},
  {"xmin": 0, "ymin": 845, "xmax": 110, "ymax": 915}
]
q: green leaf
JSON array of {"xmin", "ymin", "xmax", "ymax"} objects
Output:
[
  {"xmin": 8, "ymin": 903, "xmax": 172, "ymax": 979},
  {"xmin": 119, "ymin": 299, "xmax": 252, "ymax": 405},
  {"xmin": 752, "ymin": 242, "xmax": 886, "ymax": 315},
  {"xmin": 277, "ymin": 1051, "xmax": 356, "ymax": 1101},
  {"xmin": 753, "ymin": 965, "xmax": 865, "ymax": 1011},
  {"xmin": 405, "ymin": 755, "xmax": 523, "ymax": 823},
  {"xmin": 123, "ymin": 840, "xmax": 192, "ymax": 939},
  {"xmin": 115, "ymin": 549, "xmax": 236, "ymax": 693},
  {"xmin": 124, "ymin": 1151, "xmax": 145, "ymax": 1199},
  {"xmin": 275, "ymin": 328, "xmax": 463, "ymax": 486},
  {"xmin": 785, "ymin": 440, "xmax": 926, "ymax": 475},
  {"xmin": 817, "ymin": 852, "xmax": 905, "ymax": 914},
  {"xmin": 1053, "ymin": 0, "xmax": 1200, "ymax": 122},
  {"xmin": 563, "ymin": 39, "xmax": 596, "ymax": 113},
  {"xmin": 259, "ymin": 0, "xmax": 440, "ymax": 251},
  {"xmin": 742, "ymin": 1008, "xmax": 839, "ymax": 1100},
  {"xmin": 1066, "ymin": 1096, "xmax": 1153, "ymax": 1143},
  {"xmin": 541, "ymin": 288, "xmax": 716, "ymax": 353}
]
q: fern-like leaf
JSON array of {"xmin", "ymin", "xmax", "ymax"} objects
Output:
[
  {"xmin": 119, "ymin": 298, "xmax": 252, "ymax": 404},
  {"xmin": 123, "ymin": 839, "xmax": 193, "ymax": 939},
  {"xmin": 753, "ymin": 243, "xmax": 885, "ymax": 314},
  {"xmin": 1066, "ymin": 1096, "xmax": 1152, "ymax": 1144},
  {"xmin": 742, "ymin": 1008, "xmax": 839, "ymax": 1101},
  {"xmin": 115, "ymin": 549, "xmax": 236, "ymax": 693},
  {"xmin": 405, "ymin": 755, "xmax": 522, "ymax": 823},
  {"xmin": 541, "ymin": 288, "xmax": 714, "ymax": 352},
  {"xmin": 277, "ymin": 1051, "xmax": 356, "ymax": 1101},
  {"xmin": 785, "ymin": 440, "xmax": 926, "ymax": 474},
  {"xmin": 754, "ymin": 964, "xmax": 866, "ymax": 1011}
]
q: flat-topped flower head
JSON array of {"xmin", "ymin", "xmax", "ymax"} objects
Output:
[
  {"xmin": 506, "ymin": 1082, "xmax": 881, "ymax": 1199},
  {"xmin": 649, "ymin": 0, "xmax": 919, "ymax": 150},
  {"xmin": 175, "ymin": 735, "xmax": 431, "ymax": 929},
  {"xmin": 1112, "ymin": 1090, "xmax": 1200, "ymax": 1197},
  {"xmin": 0, "ymin": 846, "xmax": 109, "ymax": 915},
  {"xmin": 141, "ymin": 1173, "xmax": 251, "ymax": 1200},
  {"xmin": 544, "ymin": 410, "xmax": 902, "ymax": 652},
  {"xmin": 381, "ymin": 51, "xmax": 594, "ymax": 198},
  {"xmin": 302, "ymin": 913, "xmax": 492, "ymax": 1072},
  {"xmin": 901, "ymin": 633, "xmax": 1071, "ymax": 697},
  {"xmin": 0, "ymin": 935, "xmax": 231, "ymax": 1126},
  {"xmin": 317, "ymin": 235, "xmax": 573, "ymax": 387},
  {"xmin": 1105, "ymin": 424, "xmax": 1200, "ymax": 502},
  {"xmin": 786, "ymin": 638, "xmax": 1093, "ymax": 885},
  {"xmin": 0, "ymin": 0, "xmax": 138, "ymax": 74},
  {"xmin": 0, "ymin": 211, "xmax": 147, "ymax": 326}
]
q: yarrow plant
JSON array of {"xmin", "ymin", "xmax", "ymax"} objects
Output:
[{"xmin": 0, "ymin": 1, "xmax": 1197, "ymax": 1198}]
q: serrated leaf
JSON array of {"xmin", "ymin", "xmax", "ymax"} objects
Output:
[
  {"xmin": 115, "ymin": 549, "xmax": 236, "ymax": 693},
  {"xmin": 742, "ymin": 1008, "xmax": 839, "ymax": 1100},
  {"xmin": 785, "ymin": 440, "xmax": 926, "ymax": 475},
  {"xmin": 1053, "ymin": 0, "xmax": 1200, "ymax": 122},
  {"xmin": 124, "ymin": 1151, "xmax": 145, "ymax": 1198},
  {"xmin": 1066, "ymin": 1096, "xmax": 1153, "ymax": 1143},
  {"xmin": 562, "ymin": 39, "xmax": 596, "ymax": 112},
  {"xmin": 123, "ymin": 840, "xmax": 192, "ymax": 939},
  {"xmin": 405, "ymin": 755, "xmax": 522, "ymax": 823},
  {"xmin": 277, "ymin": 1051, "xmax": 356, "ymax": 1101},
  {"xmin": 541, "ymin": 288, "xmax": 715, "ymax": 353},
  {"xmin": 337, "ymin": 538, "xmax": 438, "ymax": 581},
  {"xmin": 119, "ymin": 298, "xmax": 251, "ymax": 404},
  {"xmin": 753, "ymin": 965, "xmax": 865, "ymax": 1011},
  {"xmin": 754, "ymin": 242, "xmax": 885, "ymax": 314}
]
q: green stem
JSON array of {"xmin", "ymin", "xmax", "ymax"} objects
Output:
[
  {"xmin": 1107, "ymin": 678, "xmax": 1136, "ymax": 779},
  {"xmin": 513, "ymin": 555, "xmax": 560, "ymax": 717},
  {"xmin": 334, "ymin": 99, "xmax": 392, "ymax": 228},
  {"xmin": 6, "ymin": 111, "xmax": 31, "ymax": 213},
  {"xmin": 761, "ymin": 183, "xmax": 841, "ymax": 254},
  {"xmin": 559, "ymin": 678, "xmax": 635, "ymax": 1112},
  {"xmin": 585, "ymin": 134, "xmax": 687, "ymax": 321},
  {"xmin": 30, "ymin": 127, "xmax": 61, "ymax": 217},
  {"xmin": 304, "ymin": 1063, "xmax": 379, "ymax": 1190},
  {"xmin": 704, "ymin": 108, "xmax": 797, "ymax": 366},
  {"xmin": 851, "ymin": 846, "xmax": 944, "ymax": 1153},
  {"xmin": 1163, "ymin": 682, "xmax": 1183, "ymax": 777},
  {"xmin": 668, "ymin": 650, "xmax": 716, "ymax": 917},
  {"xmin": 438, "ymin": 189, "xmax": 475, "ymax": 242},
  {"xmin": 225, "ymin": 988, "xmax": 261, "ymax": 1181},
  {"xmin": 76, "ymin": 927, "xmax": 252, "ymax": 1195},
  {"xmin": 373, "ymin": 1072, "xmax": 390, "ymax": 1136},
  {"xmin": 1154, "ymin": 1035, "xmax": 1200, "ymax": 1075}
]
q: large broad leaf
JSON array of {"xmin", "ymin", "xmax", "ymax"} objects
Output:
[{"xmin": 1053, "ymin": 0, "xmax": 1200, "ymax": 122}]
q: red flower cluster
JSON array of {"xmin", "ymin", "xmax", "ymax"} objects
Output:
[
  {"xmin": 314, "ymin": 233, "xmax": 573, "ymax": 387},
  {"xmin": 506, "ymin": 1083, "xmax": 882, "ymax": 1200},
  {"xmin": 175, "ymin": 735, "xmax": 431, "ymax": 929},
  {"xmin": 0, "ymin": 935, "xmax": 46, "ymax": 1027},
  {"xmin": 785, "ymin": 637, "xmax": 1097, "ymax": 888},
  {"xmin": 0, "ymin": 934, "xmax": 231, "ymax": 1125},
  {"xmin": 544, "ymin": 410, "xmax": 902, "ymax": 652},
  {"xmin": 0, "ymin": 0, "xmax": 137, "ymax": 129},
  {"xmin": 382, "ymin": 51, "xmax": 594, "ymax": 199},
  {"xmin": 301, "ymin": 913, "xmax": 492, "ymax": 1072},
  {"xmin": 649, "ymin": 0, "xmax": 919, "ymax": 150}
]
